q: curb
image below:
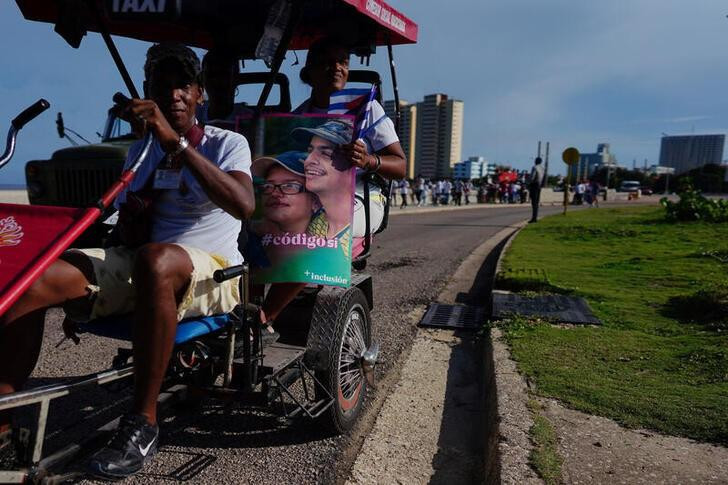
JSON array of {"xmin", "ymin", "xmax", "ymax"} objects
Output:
[
  {"xmin": 388, "ymin": 202, "xmax": 557, "ymax": 217},
  {"xmin": 494, "ymin": 222, "xmax": 527, "ymax": 276},
  {"xmin": 489, "ymin": 221, "xmax": 546, "ymax": 484},
  {"xmin": 346, "ymin": 218, "xmax": 534, "ymax": 484}
]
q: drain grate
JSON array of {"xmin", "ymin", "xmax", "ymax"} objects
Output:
[
  {"xmin": 418, "ymin": 303, "xmax": 486, "ymax": 330},
  {"xmin": 491, "ymin": 291, "xmax": 601, "ymax": 324}
]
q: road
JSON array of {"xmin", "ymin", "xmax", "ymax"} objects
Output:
[{"xmin": 22, "ymin": 204, "xmax": 561, "ymax": 484}]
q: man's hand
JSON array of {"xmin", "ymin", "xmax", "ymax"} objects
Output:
[
  {"xmin": 114, "ymin": 98, "xmax": 180, "ymax": 152},
  {"xmin": 340, "ymin": 139, "xmax": 376, "ymax": 170}
]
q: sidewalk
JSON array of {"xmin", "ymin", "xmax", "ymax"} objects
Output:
[
  {"xmin": 388, "ymin": 194, "xmax": 662, "ymax": 217},
  {"xmin": 346, "ymin": 224, "xmax": 523, "ymax": 484}
]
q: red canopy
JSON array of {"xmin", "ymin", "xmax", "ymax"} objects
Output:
[{"xmin": 16, "ymin": 0, "xmax": 417, "ymax": 55}]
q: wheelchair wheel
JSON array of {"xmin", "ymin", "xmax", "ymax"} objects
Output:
[{"xmin": 316, "ymin": 287, "xmax": 371, "ymax": 433}]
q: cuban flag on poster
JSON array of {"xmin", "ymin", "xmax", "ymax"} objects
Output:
[{"xmin": 328, "ymin": 85, "xmax": 384, "ymax": 139}]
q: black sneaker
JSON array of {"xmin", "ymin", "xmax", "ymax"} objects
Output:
[{"xmin": 87, "ymin": 413, "xmax": 159, "ymax": 480}]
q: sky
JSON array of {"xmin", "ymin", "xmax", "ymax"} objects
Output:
[{"xmin": 2, "ymin": 1, "xmax": 728, "ymax": 185}]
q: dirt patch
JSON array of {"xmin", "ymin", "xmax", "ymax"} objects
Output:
[
  {"xmin": 539, "ymin": 397, "xmax": 728, "ymax": 484},
  {"xmin": 371, "ymin": 255, "xmax": 426, "ymax": 271}
]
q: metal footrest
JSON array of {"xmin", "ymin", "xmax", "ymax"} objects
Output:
[
  {"xmin": 258, "ymin": 343, "xmax": 306, "ymax": 376},
  {"xmin": 269, "ymin": 361, "xmax": 333, "ymax": 420}
]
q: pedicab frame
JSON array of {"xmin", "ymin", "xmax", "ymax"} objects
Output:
[{"xmin": 0, "ymin": 1, "xmax": 417, "ymax": 483}]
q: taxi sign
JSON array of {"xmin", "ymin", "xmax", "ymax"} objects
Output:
[{"xmin": 562, "ymin": 147, "xmax": 580, "ymax": 165}]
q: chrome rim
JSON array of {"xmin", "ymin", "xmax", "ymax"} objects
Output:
[{"xmin": 338, "ymin": 304, "xmax": 367, "ymax": 401}]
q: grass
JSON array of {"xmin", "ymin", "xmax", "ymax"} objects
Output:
[
  {"xmin": 498, "ymin": 206, "xmax": 728, "ymax": 445},
  {"xmin": 527, "ymin": 399, "xmax": 563, "ymax": 485}
]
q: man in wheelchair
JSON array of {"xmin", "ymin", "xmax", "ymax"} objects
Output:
[{"xmin": 0, "ymin": 43, "xmax": 255, "ymax": 480}]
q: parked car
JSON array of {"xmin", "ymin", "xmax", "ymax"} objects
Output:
[
  {"xmin": 640, "ymin": 186, "xmax": 653, "ymax": 195},
  {"xmin": 617, "ymin": 180, "xmax": 641, "ymax": 193}
]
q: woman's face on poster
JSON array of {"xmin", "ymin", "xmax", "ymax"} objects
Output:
[
  {"xmin": 303, "ymin": 135, "xmax": 350, "ymax": 194},
  {"xmin": 261, "ymin": 166, "xmax": 313, "ymax": 229}
]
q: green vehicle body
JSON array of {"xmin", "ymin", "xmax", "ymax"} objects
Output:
[{"xmin": 25, "ymin": 110, "xmax": 132, "ymax": 208}]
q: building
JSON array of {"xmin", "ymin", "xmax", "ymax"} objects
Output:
[
  {"xmin": 385, "ymin": 93, "xmax": 464, "ymax": 179},
  {"xmin": 568, "ymin": 143, "xmax": 617, "ymax": 181},
  {"xmin": 383, "ymin": 100, "xmax": 417, "ymax": 178},
  {"xmin": 453, "ymin": 156, "xmax": 488, "ymax": 179},
  {"xmin": 659, "ymin": 134, "xmax": 725, "ymax": 174}
]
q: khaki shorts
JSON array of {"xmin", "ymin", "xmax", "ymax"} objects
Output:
[{"xmin": 66, "ymin": 244, "xmax": 240, "ymax": 322}]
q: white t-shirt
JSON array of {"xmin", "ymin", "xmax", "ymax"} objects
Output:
[
  {"xmin": 293, "ymin": 98, "xmax": 399, "ymax": 154},
  {"xmin": 399, "ymin": 180, "xmax": 410, "ymax": 195},
  {"xmin": 115, "ymin": 125, "xmax": 252, "ymax": 265}
]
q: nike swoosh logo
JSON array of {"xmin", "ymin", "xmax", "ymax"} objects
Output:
[{"xmin": 139, "ymin": 437, "xmax": 156, "ymax": 457}]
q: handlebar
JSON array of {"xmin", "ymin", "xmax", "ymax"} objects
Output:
[
  {"xmin": 11, "ymin": 99, "xmax": 50, "ymax": 130},
  {"xmin": 112, "ymin": 92, "xmax": 132, "ymax": 107},
  {"xmin": 213, "ymin": 263, "xmax": 249, "ymax": 283},
  {"xmin": 1, "ymin": 98, "xmax": 51, "ymax": 171}
]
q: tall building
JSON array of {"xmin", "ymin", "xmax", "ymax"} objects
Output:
[
  {"xmin": 659, "ymin": 134, "xmax": 725, "ymax": 174},
  {"xmin": 415, "ymin": 94, "xmax": 464, "ymax": 178},
  {"xmin": 385, "ymin": 93, "xmax": 464, "ymax": 179},
  {"xmin": 383, "ymin": 100, "xmax": 417, "ymax": 178},
  {"xmin": 453, "ymin": 156, "xmax": 488, "ymax": 179},
  {"xmin": 568, "ymin": 143, "xmax": 617, "ymax": 181}
]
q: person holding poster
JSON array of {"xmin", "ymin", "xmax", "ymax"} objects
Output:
[
  {"xmin": 294, "ymin": 37, "xmax": 404, "ymax": 177},
  {"xmin": 294, "ymin": 36, "xmax": 410, "ymax": 264},
  {"xmin": 251, "ymin": 37, "xmax": 408, "ymax": 333}
]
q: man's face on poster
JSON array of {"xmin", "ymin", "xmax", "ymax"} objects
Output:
[
  {"xmin": 261, "ymin": 166, "xmax": 313, "ymax": 229},
  {"xmin": 303, "ymin": 135, "xmax": 350, "ymax": 194}
]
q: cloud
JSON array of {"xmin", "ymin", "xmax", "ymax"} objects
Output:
[{"xmin": 387, "ymin": 0, "xmax": 728, "ymax": 171}]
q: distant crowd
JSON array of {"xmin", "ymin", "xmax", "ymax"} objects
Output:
[
  {"xmin": 390, "ymin": 177, "xmax": 533, "ymax": 208},
  {"xmin": 570, "ymin": 179, "xmax": 602, "ymax": 207},
  {"xmin": 390, "ymin": 176, "xmax": 604, "ymax": 209}
]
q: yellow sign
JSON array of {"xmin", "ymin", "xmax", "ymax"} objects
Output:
[{"xmin": 562, "ymin": 147, "xmax": 580, "ymax": 165}]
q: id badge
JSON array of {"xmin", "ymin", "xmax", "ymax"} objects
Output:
[{"xmin": 153, "ymin": 169, "xmax": 182, "ymax": 190}]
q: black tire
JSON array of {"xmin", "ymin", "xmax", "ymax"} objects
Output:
[{"xmin": 313, "ymin": 287, "xmax": 371, "ymax": 433}]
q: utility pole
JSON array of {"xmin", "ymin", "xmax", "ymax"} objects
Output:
[
  {"xmin": 537, "ymin": 141, "xmax": 542, "ymax": 159},
  {"xmin": 665, "ymin": 172, "xmax": 670, "ymax": 194},
  {"xmin": 543, "ymin": 142, "xmax": 550, "ymax": 188}
]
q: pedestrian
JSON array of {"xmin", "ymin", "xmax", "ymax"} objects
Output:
[
  {"xmin": 443, "ymin": 179, "xmax": 452, "ymax": 205},
  {"xmin": 454, "ymin": 179, "xmax": 463, "ymax": 206},
  {"xmin": 510, "ymin": 182, "xmax": 520, "ymax": 204},
  {"xmin": 584, "ymin": 179, "xmax": 593, "ymax": 207},
  {"xmin": 417, "ymin": 177, "xmax": 427, "ymax": 206},
  {"xmin": 399, "ymin": 179, "xmax": 409, "ymax": 208},
  {"xmin": 529, "ymin": 156, "xmax": 545, "ymax": 222},
  {"xmin": 477, "ymin": 184, "xmax": 486, "ymax": 203},
  {"xmin": 574, "ymin": 180, "xmax": 586, "ymax": 205},
  {"xmin": 590, "ymin": 179, "xmax": 601, "ymax": 208}
]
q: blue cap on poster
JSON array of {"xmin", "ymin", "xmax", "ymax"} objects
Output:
[
  {"xmin": 252, "ymin": 150, "xmax": 307, "ymax": 177},
  {"xmin": 292, "ymin": 119, "xmax": 353, "ymax": 146}
]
